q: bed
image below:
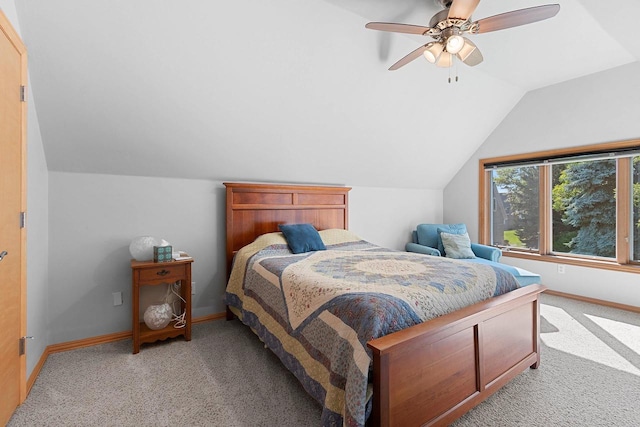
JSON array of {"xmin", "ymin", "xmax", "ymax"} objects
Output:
[{"xmin": 224, "ymin": 182, "xmax": 546, "ymax": 426}]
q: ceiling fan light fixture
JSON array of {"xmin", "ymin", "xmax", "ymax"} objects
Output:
[
  {"xmin": 445, "ymin": 35, "xmax": 465, "ymax": 54},
  {"xmin": 457, "ymin": 39, "xmax": 476, "ymax": 61},
  {"xmin": 423, "ymin": 42, "xmax": 444, "ymax": 63},
  {"xmin": 365, "ymin": 2, "xmax": 561, "ymax": 71},
  {"xmin": 435, "ymin": 51, "xmax": 453, "ymax": 67}
]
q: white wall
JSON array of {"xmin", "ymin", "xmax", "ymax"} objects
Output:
[
  {"xmin": 0, "ymin": 1, "xmax": 50, "ymax": 378},
  {"xmin": 48, "ymin": 172, "xmax": 224, "ymax": 343},
  {"xmin": 350, "ymin": 186, "xmax": 442, "ymax": 250},
  {"xmin": 24, "ymin": 70, "xmax": 49, "ymax": 377},
  {"xmin": 47, "ymin": 172, "xmax": 442, "ymax": 343},
  {"xmin": 444, "ymin": 62, "xmax": 640, "ymax": 308}
]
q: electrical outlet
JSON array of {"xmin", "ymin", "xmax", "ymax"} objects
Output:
[
  {"xmin": 191, "ymin": 281, "xmax": 196, "ymax": 295},
  {"xmin": 112, "ymin": 291, "xmax": 123, "ymax": 306},
  {"xmin": 557, "ymin": 264, "xmax": 565, "ymax": 274}
]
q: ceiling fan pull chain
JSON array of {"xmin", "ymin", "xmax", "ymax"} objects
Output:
[
  {"xmin": 448, "ymin": 56, "xmax": 460, "ymax": 84},
  {"xmin": 455, "ymin": 57, "xmax": 459, "ymax": 82}
]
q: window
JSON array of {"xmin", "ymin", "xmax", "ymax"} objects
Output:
[
  {"xmin": 491, "ymin": 166, "xmax": 539, "ymax": 251},
  {"xmin": 551, "ymin": 159, "xmax": 616, "ymax": 258},
  {"xmin": 480, "ymin": 140, "xmax": 640, "ymax": 272}
]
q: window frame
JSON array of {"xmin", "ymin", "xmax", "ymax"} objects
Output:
[{"xmin": 479, "ymin": 139, "xmax": 640, "ymax": 274}]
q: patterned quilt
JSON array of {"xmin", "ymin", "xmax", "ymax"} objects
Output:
[{"xmin": 225, "ymin": 229, "xmax": 520, "ymax": 427}]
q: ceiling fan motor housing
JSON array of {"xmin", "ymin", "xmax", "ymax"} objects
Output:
[{"xmin": 429, "ymin": 9, "xmax": 450, "ymax": 29}]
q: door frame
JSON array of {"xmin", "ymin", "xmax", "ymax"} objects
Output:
[{"xmin": 0, "ymin": 8, "xmax": 28, "ymax": 404}]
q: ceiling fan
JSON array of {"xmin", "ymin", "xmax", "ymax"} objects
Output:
[{"xmin": 365, "ymin": 0, "xmax": 560, "ymax": 70}]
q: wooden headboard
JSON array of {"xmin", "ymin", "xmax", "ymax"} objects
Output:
[{"xmin": 224, "ymin": 182, "xmax": 351, "ymax": 276}]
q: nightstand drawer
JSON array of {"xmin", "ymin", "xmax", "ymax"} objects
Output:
[{"xmin": 138, "ymin": 264, "xmax": 185, "ymax": 283}]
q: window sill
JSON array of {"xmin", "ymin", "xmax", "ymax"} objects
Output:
[{"xmin": 502, "ymin": 251, "xmax": 640, "ymax": 274}]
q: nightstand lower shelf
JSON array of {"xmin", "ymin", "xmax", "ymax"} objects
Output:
[{"xmin": 138, "ymin": 321, "xmax": 188, "ymax": 346}]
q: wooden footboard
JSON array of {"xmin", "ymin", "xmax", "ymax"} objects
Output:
[{"xmin": 367, "ymin": 284, "xmax": 546, "ymax": 427}]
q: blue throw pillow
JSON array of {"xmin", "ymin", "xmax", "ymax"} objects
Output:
[
  {"xmin": 440, "ymin": 232, "xmax": 476, "ymax": 259},
  {"xmin": 436, "ymin": 224, "xmax": 467, "ymax": 256},
  {"xmin": 278, "ymin": 223, "xmax": 326, "ymax": 254}
]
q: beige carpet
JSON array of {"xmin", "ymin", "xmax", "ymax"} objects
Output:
[{"xmin": 9, "ymin": 294, "xmax": 640, "ymax": 426}]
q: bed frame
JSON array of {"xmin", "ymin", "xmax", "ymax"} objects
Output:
[{"xmin": 224, "ymin": 182, "xmax": 546, "ymax": 427}]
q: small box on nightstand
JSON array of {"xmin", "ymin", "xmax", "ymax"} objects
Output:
[{"xmin": 153, "ymin": 245, "xmax": 172, "ymax": 262}]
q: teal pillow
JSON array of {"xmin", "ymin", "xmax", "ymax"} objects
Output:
[
  {"xmin": 436, "ymin": 224, "xmax": 467, "ymax": 255},
  {"xmin": 278, "ymin": 224, "xmax": 326, "ymax": 254},
  {"xmin": 440, "ymin": 232, "xmax": 476, "ymax": 259}
]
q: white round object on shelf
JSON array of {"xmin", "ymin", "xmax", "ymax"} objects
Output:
[
  {"xmin": 129, "ymin": 236, "xmax": 160, "ymax": 261},
  {"xmin": 143, "ymin": 303, "xmax": 173, "ymax": 330}
]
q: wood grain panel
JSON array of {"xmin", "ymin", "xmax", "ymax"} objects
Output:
[
  {"xmin": 233, "ymin": 191, "xmax": 293, "ymax": 206},
  {"xmin": 386, "ymin": 327, "xmax": 478, "ymax": 425},
  {"xmin": 297, "ymin": 193, "xmax": 346, "ymax": 205},
  {"xmin": 0, "ymin": 11, "xmax": 27, "ymax": 422},
  {"xmin": 482, "ymin": 302, "xmax": 535, "ymax": 385}
]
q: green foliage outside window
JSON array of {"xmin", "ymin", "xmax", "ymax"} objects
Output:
[
  {"xmin": 493, "ymin": 167, "xmax": 539, "ymax": 249},
  {"xmin": 552, "ymin": 160, "xmax": 616, "ymax": 258},
  {"xmin": 493, "ymin": 157, "xmax": 640, "ymax": 260}
]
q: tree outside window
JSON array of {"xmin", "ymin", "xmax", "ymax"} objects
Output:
[
  {"xmin": 491, "ymin": 166, "xmax": 539, "ymax": 250},
  {"xmin": 552, "ymin": 160, "xmax": 616, "ymax": 258}
]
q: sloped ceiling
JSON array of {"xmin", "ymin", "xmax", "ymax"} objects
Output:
[{"xmin": 15, "ymin": 0, "xmax": 638, "ymax": 189}]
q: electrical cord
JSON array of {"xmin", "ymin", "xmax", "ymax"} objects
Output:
[{"xmin": 163, "ymin": 282, "xmax": 187, "ymax": 329}]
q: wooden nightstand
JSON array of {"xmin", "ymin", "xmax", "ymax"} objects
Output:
[{"xmin": 131, "ymin": 258, "xmax": 193, "ymax": 354}]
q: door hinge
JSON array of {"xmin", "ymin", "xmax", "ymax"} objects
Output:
[
  {"xmin": 19, "ymin": 336, "xmax": 34, "ymax": 356},
  {"xmin": 20, "ymin": 211, "xmax": 26, "ymax": 228},
  {"xmin": 20, "ymin": 85, "xmax": 26, "ymax": 102}
]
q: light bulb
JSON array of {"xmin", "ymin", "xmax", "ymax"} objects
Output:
[
  {"xmin": 446, "ymin": 35, "xmax": 464, "ymax": 54},
  {"xmin": 423, "ymin": 42, "xmax": 444, "ymax": 63}
]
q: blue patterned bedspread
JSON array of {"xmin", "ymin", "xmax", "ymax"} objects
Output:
[{"xmin": 225, "ymin": 230, "xmax": 520, "ymax": 426}]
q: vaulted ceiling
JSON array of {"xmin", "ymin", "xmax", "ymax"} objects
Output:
[{"xmin": 15, "ymin": 0, "xmax": 639, "ymax": 189}]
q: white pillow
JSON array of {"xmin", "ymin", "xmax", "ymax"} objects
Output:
[{"xmin": 440, "ymin": 232, "xmax": 476, "ymax": 259}]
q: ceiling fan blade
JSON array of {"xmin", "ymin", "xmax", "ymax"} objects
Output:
[
  {"xmin": 448, "ymin": 0, "xmax": 480, "ymax": 20},
  {"xmin": 365, "ymin": 22, "xmax": 433, "ymax": 36},
  {"xmin": 389, "ymin": 44, "xmax": 428, "ymax": 71},
  {"xmin": 474, "ymin": 4, "xmax": 560, "ymax": 34},
  {"xmin": 457, "ymin": 38, "xmax": 483, "ymax": 66}
]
